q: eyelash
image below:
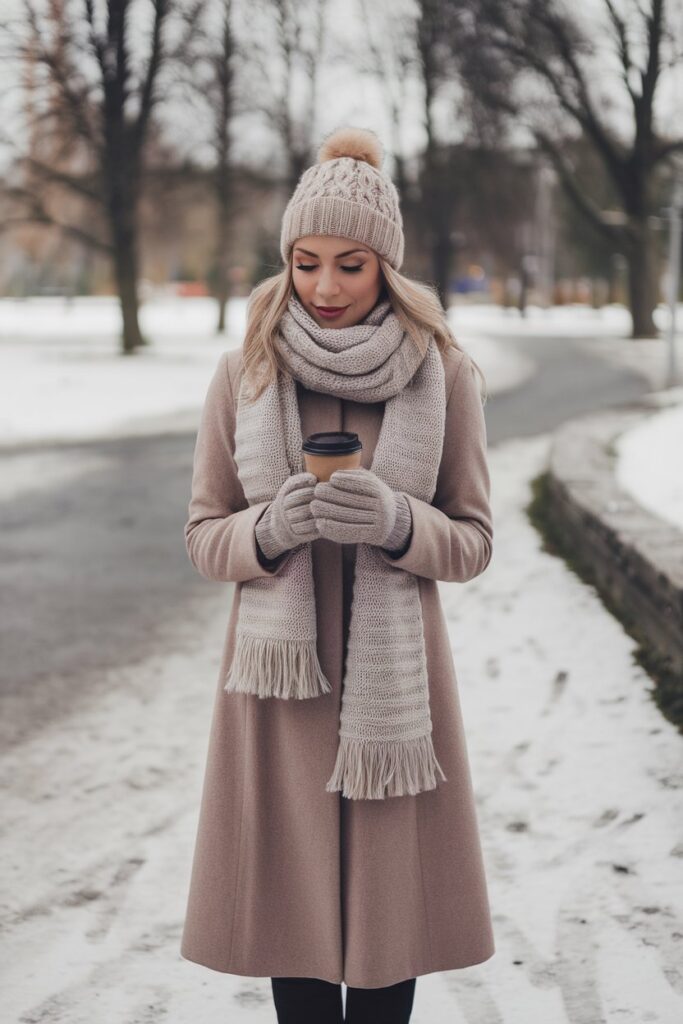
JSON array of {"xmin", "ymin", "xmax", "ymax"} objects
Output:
[{"xmin": 295, "ymin": 264, "xmax": 363, "ymax": 273}]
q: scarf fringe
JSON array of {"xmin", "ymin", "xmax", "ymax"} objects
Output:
[
  {"xmin": 325, "ymin": 734, "xmax": 447, "ymax": 800},
  {"xmin": 224, "ymin": 633, "xmax": 332, "ymax": 700}
]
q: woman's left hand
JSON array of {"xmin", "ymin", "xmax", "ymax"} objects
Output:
[{"xmin": 310, "ymin": 468, "xmax": 412, "ymax": 548}]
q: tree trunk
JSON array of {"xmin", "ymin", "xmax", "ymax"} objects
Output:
[
  {"xmin": 216, "ymin": 292, "xmax": 228, "ymax": 334},
  {"xmin": 214, "ymin": 198, "xmax": 231, "ymax": 335},
  {"xmin": 518, "ymin": 260, "xmax": 529, "ymax": 316},
  {"xmin": 106, "ymin": 166, "xmax": 145, "ymax": 354},
  {"xmin": 431, "ymin": 227, "xmax": 452, "ymax": 309},
  {"xmin": 626, "ymin": 222, "xmax": 659, "ymax": 338},
  {"xmin": 215, "ymin": 265, "xmax": 230, "ymax": 334},
  {"xmin": 113, "ymin": 231, "xmax": 145, "ymax": 355},
  {"xmin": 424, "ymin": 154, "xmax": 454, "ymax": 310}
]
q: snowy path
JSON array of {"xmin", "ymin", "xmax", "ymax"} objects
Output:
[
  {"xmin": 2, "ymin": 434, "xmax": 682, "ymax": 1023},
  {"xmin": 438, "ymin": 434, "xmax": 683, "ymax": 1024}
]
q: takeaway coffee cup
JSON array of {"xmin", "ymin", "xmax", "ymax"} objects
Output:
[{"xmin": 302, "ymin": 431, "xmax": 363, "ymax": 482}]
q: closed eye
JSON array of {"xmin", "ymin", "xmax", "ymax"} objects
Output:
[{"xmin": 295, "ymin": 264, "xmax": 364, "ymax": 273}]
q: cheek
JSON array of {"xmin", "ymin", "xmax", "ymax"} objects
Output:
[
  {"xmin": 354, "ymin": 270, "xmax": 382, "ymax": 303},
  {"xmin": 346, "ymin": 274, "xmax": 365, "ymax": 293},
  {"xmin": 292, "ymin": 271, "xmax": 311, "ymax": 297}
]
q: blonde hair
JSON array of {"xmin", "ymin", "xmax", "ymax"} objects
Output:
[{"xmin": 241, "ymin": 254, "xmax": 488, "ymax": 405}]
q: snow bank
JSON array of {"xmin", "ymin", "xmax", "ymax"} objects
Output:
[
  {"xmin": 615, "ymin": 392, "xmax": 683, "ymax": 530},
  {"xmin": 0, "ymin": 297, "xmax": 247, "ymax": 447}
]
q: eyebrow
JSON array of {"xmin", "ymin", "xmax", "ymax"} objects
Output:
[{"xmin": 293, "ymin": 247, "xmax": 369, "ymax": 258}]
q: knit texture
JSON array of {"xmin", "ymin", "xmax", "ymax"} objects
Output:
[
  {"xmin": 255, "ymin": 478, "xmax": 412, "ymax": 558},
  {"xmin": 384, "ymin": 492, "xmax": 413, "ymax": 551},
  {"xmin": 280, "ymin": 127, "xmax": 404, "ymax": 270},
  {"xmin": 225, "ymin": 297, "xmax": 448, "ymax": 800},
  {"xmin": 278, "ymin": 295, "xmax": 421, "ymax": 399},
  {"xmin": 310, "ymin": 467, "xmax": 409, "ymax": 547},
  {"xmin": 254, "ymin": 472, "xmax": 319, "ymax": 559}
]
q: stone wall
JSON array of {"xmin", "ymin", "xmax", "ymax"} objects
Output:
[{"xmin": 545, "ymin": 401, "xmax": 683, "ymax": 680}]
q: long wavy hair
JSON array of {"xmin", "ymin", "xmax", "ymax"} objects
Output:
[{"xmin": 240, "ymin": 253, "xmax": 488, "ymax": 405}]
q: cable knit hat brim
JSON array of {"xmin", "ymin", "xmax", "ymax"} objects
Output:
[
  {"xmin": 279, "ymin": 128, "xmax": 405, "ymax": 270},
  {"xmin": 281, "ymin": 195, "xmax": 404, "ymax": 270}
]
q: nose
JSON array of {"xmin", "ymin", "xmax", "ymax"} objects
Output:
[{"xmin": 314, "ymin": 266, "xmax": 341, "ymax": 302}]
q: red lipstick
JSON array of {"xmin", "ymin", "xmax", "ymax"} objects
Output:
[{"xmin": 314, "ymin": 304, "xmax": 349, "ymax": 321}]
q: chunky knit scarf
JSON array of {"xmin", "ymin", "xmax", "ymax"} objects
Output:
[{"xmin": 225, "ymin": 294, "xmax": 447, "ymax": 800}]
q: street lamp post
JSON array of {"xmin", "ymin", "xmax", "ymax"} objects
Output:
[{"xmin": 535, "ymin": 162, "xmax": 555, "ymax": 309}]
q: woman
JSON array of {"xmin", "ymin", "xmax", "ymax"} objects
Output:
[{"xmin": 180, "ymin": 127, "xmax": 495, "ymax": 1024}]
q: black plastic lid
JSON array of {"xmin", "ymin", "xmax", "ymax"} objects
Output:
[{"xmin": 302, "ymin": 431, "xmax": 362, "ymax": 456}]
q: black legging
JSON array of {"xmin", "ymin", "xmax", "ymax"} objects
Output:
[{"xmin": 270, "ymin": 976, "xmax": 416, "ymax": 1023}]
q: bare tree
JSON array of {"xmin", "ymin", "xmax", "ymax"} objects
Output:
[
  {"xmin": 211, "ymin": 0, "xmax": 236, "ymax": 331},
  {"xmin": 176, "ymin": 0, "xmax": 237, "ymax": 332},
  {"xmin": 357, "ymin": 0, "xmax": 416, "ymax": 198},
  {"xmin": 415, "ymin": 0, "xmax": 464, "ymax": 305},
  {"xmin": 1, "ymin": 0, "xmax": 182, "ymax": 354},
  {"xmin": 458, "ymin": 0, "xmax": 683, "ymax": 337},
  {"xmin": 239, "ymin": 0, "xmax": 330, "ymax": 192},
  {"xmin": 358, "ymin": 0, "xmax": 471, "ymax": 306}
]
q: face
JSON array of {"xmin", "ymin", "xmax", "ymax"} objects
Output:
[{"xmin": 291, "ymin": 235, "xmax": 384, "ymax": 328}]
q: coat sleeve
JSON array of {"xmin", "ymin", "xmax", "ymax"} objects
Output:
[
  {"xmin": 184, "ymin": 351, "xmax": 295, "ymax": 583},
  {"xmin": 377, "ymin": 350, "xmax": 493, "ymax": 583}
]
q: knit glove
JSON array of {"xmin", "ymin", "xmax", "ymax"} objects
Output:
[
  {"xmin": 254, "ymin": 471, "xmax": 320, "ymax": 560},
  {"xmin": 310, "ymin": 468, "xmax": 412, "ymax": 549}
]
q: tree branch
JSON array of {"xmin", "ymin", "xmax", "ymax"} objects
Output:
[
  {"xmin": 534, "ymin": 128, "xmax": 633, "ymax": 247},
  {"xmin": 23, "ymin": 156, "xmax": 103, "ymax": 205},
  {"xmin": 652, "ymin": 136, "xmax": 683, "ymax": 163},
  {"xmin": 0, "ymin": 217, "xmax": 111, "ymax": 254},
  {"xmin": 531, "ymin": 2, "xmax": 628, "ymax": 189},
  {"xmin": 22, "ymin": 0, "xmax": 100, "ymax": 150},
  {"xmin": 603, "ymin": 0, "xmax": 638, "ymax": 106},
  {"xmin": 637, "ymin": 0, "xmax": 663, "ymax": 153},
  {"xmin": 134, "ymin": 0, "xmax": 169, "ymax": 149}
]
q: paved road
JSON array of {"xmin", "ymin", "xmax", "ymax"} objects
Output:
[
  {"xmin": 0, "ymin": 432, "xmax": 208, "ymax": 747},
  {"xmin": 482, "ymin": 332, "xmax": 647, "ymax": 441},
  {"xmin": 0, "ymin": 335, "xmax": 649, "ymax": 747}
]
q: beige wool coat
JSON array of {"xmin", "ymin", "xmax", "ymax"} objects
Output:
[{"xmin": 180, "ymin": 338, "xmax": 496, "ymax": 989}]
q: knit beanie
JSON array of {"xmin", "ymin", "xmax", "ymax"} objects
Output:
[{"xmin": 279, "ymin": 126, "xmax": 405, "ymax": 271}]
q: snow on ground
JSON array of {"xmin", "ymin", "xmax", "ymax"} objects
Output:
[
  {"xmin": 4, "ymin": 294, "xmax": 679, "ymax": 452},
  {"xmin": 2, "ymin": 294, "xmax": 682, "ymax": 1021},
  {"xmin": 450, "ymin": 301, "xmax": 641, "ymax": 338},
  {"xmin": 614, "ymin": 393, "xmax": 683, "ymax": 531},
  {"xmin": 461, "ymin": 301, "xmax": 683, "ymax": 537},
  {"xmin": 0, "ymin": 294, "xmax": 534, "ymax": 516},
  {"xmin": 2, "ymin": 296, "xmax": 681, "ymax": 452},
  {"xmin": 452, "ymin": 300, "xmax": 683, "ymax": 393},
  {"xmin": 0, "ymin": 296, "xmax": 544, "ymax": 456},
  {"xmin": 0, "ymin": 296, "xmax": 533, "ymax": 451},
  {"xmin": 2, "ymin": 433, "xmax": 682, "ymax": 1024},
  {"xmin": 0, "ymin": 297, "xmax": 245, "ymax": 448},
  {"xmin": 449, "ymin": 324, "xmax": 535, "ymax": 398}
]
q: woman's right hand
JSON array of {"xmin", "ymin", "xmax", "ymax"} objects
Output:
[{"xmin": 254, "ymin": 472, "xmax": 320, "ymax": 560}]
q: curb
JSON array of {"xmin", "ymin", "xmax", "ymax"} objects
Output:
[{"xmin": 543, "ymin": 395, "xmax": 683, "ymax": 687}]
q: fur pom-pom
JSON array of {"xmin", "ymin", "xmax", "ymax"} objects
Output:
[{"xmin": 317, "ymin": 127, "xmax": 383, "ymax": 170}]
